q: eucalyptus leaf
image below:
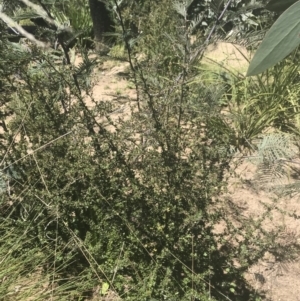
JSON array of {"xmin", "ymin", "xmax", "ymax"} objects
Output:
[
  {"xmin": 247, "ymin": 0, "xmax": 300, "ymax": 76},
  {"xmin": 266, "ymin": 0, "xmax": 298, "ymax": 13}
]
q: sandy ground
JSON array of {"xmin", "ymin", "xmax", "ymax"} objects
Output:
[{"xmin": 227, "ymin": 160, "xmax": 300, "ymax": 301}]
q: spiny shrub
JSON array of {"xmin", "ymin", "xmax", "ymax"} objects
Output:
[{"xmin": 0, "ymin": 1, "xmax": 292, "ymax": 301}]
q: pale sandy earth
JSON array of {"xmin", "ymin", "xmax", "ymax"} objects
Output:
[
  {"xmin": 227, "ymin": 161, "xmax": 300, "ymax": 301},
  {"xmin": 203, "ymin": 42, "xmax": 250, "ymax": 74}
]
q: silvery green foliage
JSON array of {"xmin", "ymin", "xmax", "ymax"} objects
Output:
[
  {"xmin": 0, "ymin": 0, "xmax": 21, "ymax": 15},
  {"xmin": 186, "ymin": 0, "xmax": 272, "ymax": 42},
  {"xmin": 250, "ymin": 133, "xmax": 300, "ymax": 192},
  {"xmin": 0, "ymin": 164, "xmax": 21, "ymax": 195},
  {"xmin": 255, "ymin": 133, "xmax": 296, "ymax": 165},
  {"xmin": 0, "ymin": 171, "xmax": 6, "ymax": 195}
]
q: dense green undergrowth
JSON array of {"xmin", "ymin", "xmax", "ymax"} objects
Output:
[{"xmin": 1, "ymin": 1, "xmax": 300, "ymax": 301}]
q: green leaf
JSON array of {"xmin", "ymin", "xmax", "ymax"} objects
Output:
[
  {"xmin": 101, "ymin": 282, "xmax": 109, "ymax": 295},
  {"xmin": 266, "ymin": 0, "xmax": 298, "ymax": 13},
  {"xmin": 247, "ymin": 0, "xmax": 300, "ymax": 77}
]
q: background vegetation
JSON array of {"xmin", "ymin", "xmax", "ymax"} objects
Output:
[{"xmin": 0, "ymin": 0, "xmax": 300, "ymax": 300}]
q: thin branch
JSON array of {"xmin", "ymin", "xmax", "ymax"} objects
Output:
[
  {"xmin": 20, "ymin": 0, "xmax": 59, "ymax": 29},
  {"xmin": 1, "ymin": 131, "xmax": 73, "ymax": 172},
  {"xmin": 113, "ymin": 0, "xmax": 141, "ymax": 111},
  {"xmin": 0, "ymin": 12, "xmax": 48, "ymax": 48},
  {"xmin": 0, "ymin": 102, "xmax": 33, "ymax": 168},
  {"xmin": 206, "ymin": 0, "xmax": 233, "ymax": 44}
]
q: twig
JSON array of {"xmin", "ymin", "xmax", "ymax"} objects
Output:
[
  {"xmin": 1, "ymin": 131, "xmax": 73, "ymax": 172},
  {"xmin": 0, "ymin": 12, "xmax": 47, "ymax": 48},
  {"xmin": 206, "ymin": 0, "xmax": 233, "ymax": 44},
  {"xmin": 111, "ymin": 242, "xmax": 124, "ymax": 284},
  {"xmin": 113, "ymin": 0, "xmax": 141, "ymax": 112}
]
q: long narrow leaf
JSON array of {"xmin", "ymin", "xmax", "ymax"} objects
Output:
[
  {"xmin": 247, "ymin": 0, "xmax": 300, "ymax": 77},
  {"xmin": 266, "ymin": 0, "xmax": 298, "ymax": 13}
]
